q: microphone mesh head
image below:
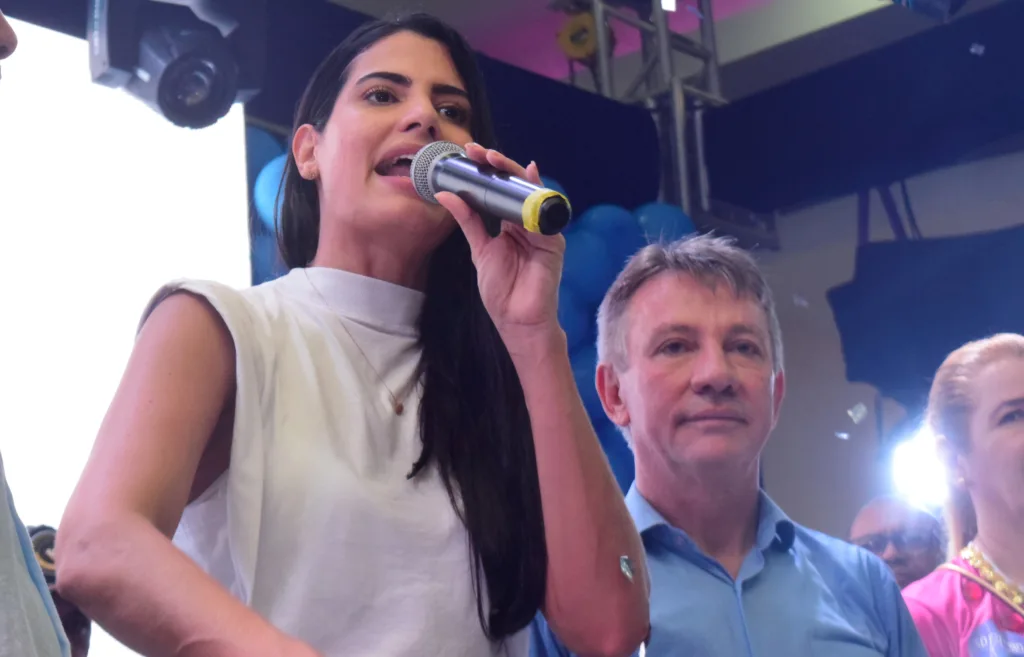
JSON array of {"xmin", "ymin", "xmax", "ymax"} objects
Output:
[{"xmin": 410, "ymin": 141, "xmax": 465, "ymax": 203}]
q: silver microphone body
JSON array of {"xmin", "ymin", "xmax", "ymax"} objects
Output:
[{"xmin": 410, "ymin": 141, "xmax": 572, "ymax": 235}]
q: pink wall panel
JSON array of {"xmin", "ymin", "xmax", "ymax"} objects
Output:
[{"xmin": 472, "ymin": 0, "xmax": 769, "ymax": 80}]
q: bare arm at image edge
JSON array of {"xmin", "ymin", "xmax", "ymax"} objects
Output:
[{"xmin": 54, "ymin": 292, "xmax": 321, "ymax": 657}]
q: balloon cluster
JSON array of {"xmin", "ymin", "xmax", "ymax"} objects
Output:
[{"xmin": 549, "ymin": 175, "xmax": 696, "ymax": 492}]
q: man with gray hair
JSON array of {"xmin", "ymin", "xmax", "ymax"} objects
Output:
[{"xmin": 531, "ymin": 234, "xmax": 927, "ymax": 656}]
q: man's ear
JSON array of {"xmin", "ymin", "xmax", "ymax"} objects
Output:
[
  {"xmin": 596, "ymin": 361, "xmax": 630, "ymax": 430},
  {"xmin": 293, "ymin": 123, "xmax": 319, "ymax": 180},
  {"xmin": 770, "ymin": 369, "xmax": 786, "ymax": 430}
]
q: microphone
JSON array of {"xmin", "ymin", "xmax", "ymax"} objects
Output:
[{"xmin": 410, "ymin": 141, "xmax": 573, "ymax": 236}]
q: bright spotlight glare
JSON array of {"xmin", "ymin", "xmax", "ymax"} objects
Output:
[
  {"xmin": 892, "ymin": 426, "xmax": 948, "ymax": 510},
  {"xmin": 662, "ymin": 0, "xmax": 678, "ymax": 11}
]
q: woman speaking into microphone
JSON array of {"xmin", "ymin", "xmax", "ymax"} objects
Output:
[{"xmin": 55, "ymin": 12, "xmax": 648, "ymax": 657}]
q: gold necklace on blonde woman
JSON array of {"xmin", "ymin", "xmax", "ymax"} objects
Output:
[
  {"xmin": 303, "ymin": 269, "xmax": 411, "ymax": 416},
  {"xmin": 962, "ymin": 542, "xmax": 1024, "ymax": 609}
]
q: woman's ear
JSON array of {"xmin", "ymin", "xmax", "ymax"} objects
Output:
[{"xmin": 293, "ymin": 124, "xmax": 320, "ymax": 181}]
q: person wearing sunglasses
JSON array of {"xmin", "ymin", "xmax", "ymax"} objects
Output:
[{"xmin": 850, "ymin": 496, "xmax": 945, "ymax": 589}]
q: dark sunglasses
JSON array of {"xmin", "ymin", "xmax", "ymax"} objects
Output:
[{"xmin": 854, "ymin": 529, "xmax": 938, "ymax": 556}]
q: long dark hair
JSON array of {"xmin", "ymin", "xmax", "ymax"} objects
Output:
[{"xmin": 275, "ymin": 13, "xmax": 546, "ymax": 641}]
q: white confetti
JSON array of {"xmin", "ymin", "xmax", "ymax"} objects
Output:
[
  {"xmin": 970, "ymin": 43, "xmax": 985, "ymax": 56},
  {"xmin": 793, "ymin": 294, "xmax": 809, "ymax": 308},
  {"xmin": 847, "ymin": 403, "xmax": 868, "ymax": 425},
  {"xmin": 835, "ymin": 432, "xmax": 850, "ymax": 440}
]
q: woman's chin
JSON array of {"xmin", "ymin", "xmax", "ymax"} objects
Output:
[{"xmin": 367, "ymin": 195, "xmax": 455, "ymax": 233}]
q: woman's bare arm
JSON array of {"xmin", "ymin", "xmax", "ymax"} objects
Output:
[
  {"xmin": 56, "ymin": 292, "xmax": 319, "ymax": 657},
  {"xmin": 509, "ymin": 330, "xmax": 650, "ymax": 657}
]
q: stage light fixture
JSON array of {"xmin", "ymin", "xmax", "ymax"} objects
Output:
[{"xmin": 88, "ymin": 0, "xmax": 265, "ymax": 129}]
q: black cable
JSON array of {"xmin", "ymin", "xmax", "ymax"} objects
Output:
[
  {"xmin": 879, "ymin": 186, "xmax": 909, "ymax": 241},
  {"xmin": 899, "ymin": 180, "xmax": 924, "ymax": 240}
]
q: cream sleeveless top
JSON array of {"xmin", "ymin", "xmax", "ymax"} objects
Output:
[{"xmin": 143, "ymin": 267, "xmax": 526, "ymax": 657}]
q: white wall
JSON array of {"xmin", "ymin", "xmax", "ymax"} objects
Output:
[
  {"xmin": 571, "ymin": 0, "xmax": 887, "ymax": 96},
  {"xmin": 758, "ymin": 149, "xmax": 1024, "ymax": 537},
  {"xmin": 571, "ymin": 0, "xmax": 1004, "ymax": 101},
  {"xmin": 0, "ymin": 19, "xmax": 250, "ymax": 657},
  {"xmin": 696, "ymin": 0, "xmax": 881, "ymax": 63}
]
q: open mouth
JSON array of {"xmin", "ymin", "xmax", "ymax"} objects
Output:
[{"xmin": 375, "ymin": 154, "xmax": 414, "ymax": 178}]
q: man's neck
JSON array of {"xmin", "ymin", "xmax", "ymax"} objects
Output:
[
  {"xmin": 636, "ymin": 461, "xmax": 761, "ymax": 579},
  {"xmin": 975, "ymin": 503, "xmax": 1024, "ymax": 587}
]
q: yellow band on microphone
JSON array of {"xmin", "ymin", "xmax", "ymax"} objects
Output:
[{"xmin": 522, "ymin": 189, "xmax": 570, "ymax": 234}]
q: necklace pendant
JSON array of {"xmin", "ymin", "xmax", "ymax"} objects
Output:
[{"xmin": 394, "ymin": 401, "xmax": 404, "ymax": 415}]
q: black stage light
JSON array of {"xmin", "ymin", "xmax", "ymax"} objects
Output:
[{"xmin": 88, "ymin": 0, "xmax": 265, "ymax": 129}]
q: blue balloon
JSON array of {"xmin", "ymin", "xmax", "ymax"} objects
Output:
[
  {"xmin": 541, "ymin": 176, "xmax": 566, "ymax": 197},
  {"xmin": 634, "ymin": 202, "xmax": 696, "ymax": 243},
  {"xmin": 558, "ymin": 281, "xmax": 595, "ymax": 352},
  {"xmin": 594, "ymin": 419, "xmax": 635, "ymax": 493},
  {"xmin": 562, "ymin": 227, "xmax": 615, "ymax": 307},
  {"xmin": 250, "ymin": 232, "xmax": 287, "ymax": 285},
  {"xmin": 578, "ymin": 204, "xmax": 647, "ymax": 269},
  {"xmin": 253, "ymin": 154, "xmax": 288, "ymax": 232},
  {"xmin": 570, "ymin": 344, "xmax": 603, "ymax": 420},
  {"xmin": 246, "ymin": 126, "xmax": 285, "ymax": 191}
]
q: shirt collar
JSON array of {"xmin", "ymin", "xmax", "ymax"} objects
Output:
[
  {"xmin": 625, "ymin": 483, "xmax": 796, "ymax": 552},
  {"xmin": 625, "ymin": 483, "xmax": 668, "ymax": 535},
  {"xmin": 756, "ymin": 492, "xmax": 796, "ymax": 551},
  {"xmin": 294, "ymin": 267, "xmax": 424, "ymax": 336}
]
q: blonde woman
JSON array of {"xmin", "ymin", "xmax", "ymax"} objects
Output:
[{"xmin": 903, "ymin": 334, "xmax": 1024, "ymax": 656}]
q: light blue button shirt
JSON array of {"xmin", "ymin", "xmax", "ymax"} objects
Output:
[
  {"xmin": 531, "ymin": 484, "xmax": 928, "ymax": 657},
  {"xmin": 1, "ymin": 452, "xmax": 70, "ymax": 657}
]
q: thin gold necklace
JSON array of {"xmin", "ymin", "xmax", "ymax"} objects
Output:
[
  {"xmin": 303, "ymin": 269, "xmax": 410, "ymax": 416},
  {"xmin": 963, "ymin": 541, "xmax": 1024, "ymax": 608}
]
